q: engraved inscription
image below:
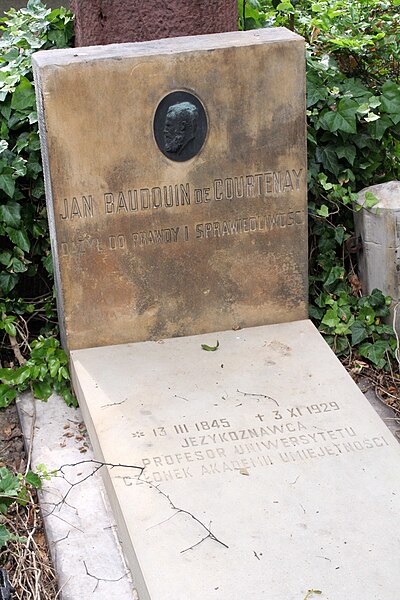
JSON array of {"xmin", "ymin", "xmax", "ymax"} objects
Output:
[
  {"xmin": 117, "ymin": 401, "xmax": 391, "ymax": 485},
  {"xmin": 194, "ymin": 211, "xmax": 303, "ymax": 240},
  {"xmin": 132, "ymin": 227, "xmax": 180, "ymax": 246},
  {"xmin": 60, "ymin": 195, "xmax": 94, "ymax": 220},
  {"xmin": 59, "ymin": 209, "xmax": 305, "ymax": 256},
  {"xmin": 58, "ymin": 169, "xmax": 304, "ymax": 220}
]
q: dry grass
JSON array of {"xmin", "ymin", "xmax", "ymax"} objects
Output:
[
  {"xmin": 0, "ymin": 489, "xmax": 58, "ymax": 599},
  {"xmin": 348, "ymin": 362, "xmax": 400, "ymax": 437}
]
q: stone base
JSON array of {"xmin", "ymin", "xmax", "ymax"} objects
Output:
[{"xmin": 70, "ymin": 320, "xmax": 400, "ymax": 600}]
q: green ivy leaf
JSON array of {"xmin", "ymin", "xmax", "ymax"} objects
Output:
[
  {"xmin": 334, "ymin": 226, "xmax": 345, "ymax": 245},
  {"xmin": 335, "ymin": 320, "xmax": 353, "ymax": 335},
  {"xmin": 10, "ymin": 76, "xmax": 35, "ymax": 112},
  {"xmin": 306, "ymin": 79, "xmax": 328, "ymax": 107},
  {"xmin": 359, "ymin": 306, "xmax": 375, "ymax": 325},
  {"xmin": 309, "ymin": 305, "xmax": 324, "ymax": 320},
  {"xmin": 380, "ymin": 81, "xmax": 400, "ymax": 123},
  {"xmin": 363, "ymin": 191, "xmax": 379, "ymax": 209},
  {"xmin": 0, "ymin": 523, "xmax": 23, "ymax": 549},
  {"xmin": 25, "ymin": 471, "xmax": 42, "ymax": 489},
  {"xmin": 6, "ymin": 226, "xmax": 30, "ymax": 252},
  {"xmin": 0, "ymin": 272, "xmax": 18, "ymax": 294},
  {"xmin": 0, "ymin": 251, "xmax": 12, "ymax": 267},
  {"xmin": 335, "ymin": 145, "xmax": 356, "ymax": 165},
  {"xmin": 48, "ymin": 357, "xmax": 60, "ymax": 378},
  {"xmin": 0, "ymin": 202, "xmax": 21, "ymax": 227},
  {"xmin": 4, "ymin": 321, "xmax": 16, "ymax": 337},
  {"xmin": 351, "ymin": 321, "xmax": 368, "ymax": 345},
  {"xmin": 0, "ymin": 174, "xmax": 15, "ymax": 198},
  {"xmin": 315, "ymin": 146, "xmax": 340, "ymax": 176},
  {"xmin": 42, "ymin": 253, "xmax": 53, "ymax": 275},
  {"xmin": 61, "ymin": 386, "xmax": 78, "ymax": 408},
  {"xmin": 10, "ymin": 257, "xmax": 27, "ymax": 274},
  {"xmin": 321, "ymin": 308, "xmax": 339, "ymax": 328},
  {"xmin": 368, "ymin": 288, "xmax": 385, "ymax": 307},
  {"xmin": 0, "ymin": 385, "xmax": 17, "ymax": 408},
  {"xmin": 32, "ymin": 380, "xmax": 52, "ymax": 401},
  {"xmin": 324, "ymin": 266, "xmax": 345, "ymax": 288},
  {"xmin": 317, "ymin": 204, "xmax": 329, "ymax": 217},
  {"xmin": 358, "ymin": 340, "xmax": 390, "ymax": 368},
  {"xmin": 318, "ymin": 98, "xmax": 358, "ymax": 134},
  {"xmin": 368, "ymin": 114, "xmax": 393, "ymax": 140}
]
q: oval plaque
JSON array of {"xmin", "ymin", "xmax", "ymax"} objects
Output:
[{"xmin": 154, "ymin": 91, "xmax": 207, "ymax": 162}]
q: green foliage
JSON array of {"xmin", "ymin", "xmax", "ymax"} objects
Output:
[
  {"xmin": 0, "ymin": 1, "xmax": 76, "ymax": 404},
  {"xmin": 240, "ymin": 0, "xmax": 400, "ymax": 370},
  {"xmin": 0, "ymin": 464, "xmax": 48, "ymax": 548},
  {"xmin": 307, "ymin": 61, "xmax": 400, "ymax": 196},
  {"xmin": 0, "ymin": 0, "xmax": 74, "ymax": 295},
  {"xmin": 309, "ymin": 218, "xmax": 396, "ymax": 366},
  {"xmin": 0, "ymin": 335, "xmax": 77, "ymax": 407}
]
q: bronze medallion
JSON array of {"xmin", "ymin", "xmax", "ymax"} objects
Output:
[{"xmin": 154, "ymin": 91, "xmax": 207, "ymax": 161}]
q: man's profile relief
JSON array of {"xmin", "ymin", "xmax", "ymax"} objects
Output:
[
  {"xmin": 164, "ymin": 101, "xmax": 199, "ymax": 155},
  {"xmin": 154, "ymin": 91, "xmax": 207, "ymax": 162}
]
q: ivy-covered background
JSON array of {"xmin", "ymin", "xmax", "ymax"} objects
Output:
[{"xmin": 0, "ymin": 1, "xmax": 75, "ymax": 405}]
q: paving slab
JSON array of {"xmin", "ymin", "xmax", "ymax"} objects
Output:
[
  {"xmin": 17, "ymin": 393, "xmax": 137, "ymax": 600},
  {"xmin": 69, "ymin": 319, "xmax": 400, "ymax": 600}
]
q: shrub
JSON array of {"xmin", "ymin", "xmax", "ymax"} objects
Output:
[
  {"xmin": 0, "ymin": 1, "xmax": 76, "ymax": 405},
  {"xmin": 240, "ymin": 0, "xmax": 400, "ymax": 369}
]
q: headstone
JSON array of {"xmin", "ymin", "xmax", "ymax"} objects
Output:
[
  {"xmin": 355, "ymin": 181, "xmax": 400, "ymax": 320},
  {"xmin": 70, "ymin": 0, "xmax": 238, "ymax": 46},
  {"xmin": 33, "ymin": 29, "xmax": 400, "ymax": 600},
  {"xmin": 33, "ymin": 29, "xmax": 308, "ymax": 352}
]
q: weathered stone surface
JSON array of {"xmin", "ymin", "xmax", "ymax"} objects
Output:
[
  {"xmin": 70, "ymin": 320, "xmax": 400, "ymax": 600},
  {"xmin": 33, "ymin": 29, "xmax": 308, "ymax": 351},
  {"xmin": 355, "ymin": 181, "xmax": 400, "ymax": 302},
  {"xmin": 70, "ymin": 0, "xmax": 238, "ymax": 47},
  {"xmin": 17, "ymin": 393, "xmax": 136, "ymax": 600}
]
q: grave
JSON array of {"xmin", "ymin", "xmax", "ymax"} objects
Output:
[{"xmin": 33, "ymin": 29, "xmax": 400, "ymax": 600}]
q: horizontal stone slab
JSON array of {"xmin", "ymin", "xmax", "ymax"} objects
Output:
[{"xmin": 70, "ymin": 320, "xmax": 400, "ymax": 600}]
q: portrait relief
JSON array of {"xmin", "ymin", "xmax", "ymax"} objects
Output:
[
  {"xmin": 164, "ymin": 101, "xmax": 199, "ymax": 155},
  {"xmin": 154, "ymin": 91, "xmax": 207, "ymax": 162}
]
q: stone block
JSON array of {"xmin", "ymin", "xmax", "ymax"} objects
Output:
[
  {"xmin": 70, "ymin": 0, "xmax": 238, "ymax": 47},
  {"xmin": 70, "ymin": 320, "xmax": 400, "ymax": 600},
  {"xmin": 33, "ymin": 29, "xmax": 308, "ymax": 351},
  {"xmin": 355, "ymin": 181, "xmax": 400, "ymax": 304}
]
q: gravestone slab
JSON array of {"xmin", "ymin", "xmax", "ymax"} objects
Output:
[
  {"xmin": 70, "ymin": 320, "xmax": 400, "ymax": 600},
  {"xmin": 33, "ymin": 29, "xmax": 308, "ymax": 351}
]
